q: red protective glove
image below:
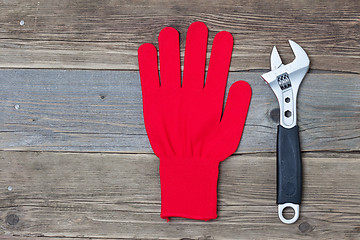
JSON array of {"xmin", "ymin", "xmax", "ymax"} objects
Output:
[{"xmin": 138, "ymin": 22, "xmax": 252, "ymax": 221}]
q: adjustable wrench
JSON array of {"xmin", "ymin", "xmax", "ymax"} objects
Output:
[{"xmin": 261, "ymin": 40, "xmax": 310, "ymax": 224}]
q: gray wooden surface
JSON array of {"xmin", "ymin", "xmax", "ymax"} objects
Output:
[
  {"xmin": 0, "ymin": 0, "xmax": 359, "ymax": 73},
  {"xmin": 0, "ymin": 0, "xmax": 360, "ymax": 239},
  {"xmin": 1, "ymin": 70, "xmax": 359, "ymax": 153},
  {"xmin": 0, "ymin": 151, "xmax": 359, "ymax": 239}
]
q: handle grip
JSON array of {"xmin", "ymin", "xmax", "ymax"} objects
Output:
[{"xmin": 277, "ymin": 125, "xmax": 302, "ymax": 204}]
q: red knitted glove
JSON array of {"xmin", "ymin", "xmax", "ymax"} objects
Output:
[{"xmin": 138, "ymin": 22, "xmax": 252, "ymax": 221}]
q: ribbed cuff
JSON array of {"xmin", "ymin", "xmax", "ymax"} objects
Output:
[{"xmin": 159, "ymin": 157, "xmax": 219, "ymax": 221}]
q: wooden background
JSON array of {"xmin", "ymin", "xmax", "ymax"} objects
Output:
[{"xmin": 0, "ymin": 0, "xmax": 359, "ymax": 239}]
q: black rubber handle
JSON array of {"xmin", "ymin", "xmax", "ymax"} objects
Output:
[{"xmin": 277, "ymin": 125, "xmax": 302, "ymax": 204}]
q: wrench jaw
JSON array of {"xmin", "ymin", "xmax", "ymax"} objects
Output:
[
  {"xmin": 261, "ymin": 40, "xmax": 310, "ymax": 129},
  {"xmin": 270, "ymin": 40, "xmax": 310, "ymax": 72},
  {"xmin": 288, "ymin": 40, "xmax": 310, "ymax": 70},
  {"xmin": 271, "ymin": 46, "xmax": 283, "ymax": 71}
]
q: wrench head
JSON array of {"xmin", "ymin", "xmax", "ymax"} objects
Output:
[
  {"xmin": 261, "ymin": 40, "xmax": 310, "ymax": 128},
  {"xmin": 262, "ymin": 40, "xmax": 310, "ymax": 86}
]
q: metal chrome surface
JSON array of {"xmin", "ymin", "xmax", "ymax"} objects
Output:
[{"xmin": 278, "ymin": 203, "xmax": 300, "ymax": 224}]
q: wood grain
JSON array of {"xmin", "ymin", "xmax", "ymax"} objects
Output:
[
  {"xmin": 0, "ymin": 0, "xmax": 358, "ymax": 72},
  {"xmin": 0, "ymin": 1, "xmax": 358, "ymax": 239},
  {"xmin": 1, "ymin": 70, "xmax": 359, "ymax": 153},
  {"xmin": 0, "ymin": 151, "xmax": 359, "ymax": 239}
]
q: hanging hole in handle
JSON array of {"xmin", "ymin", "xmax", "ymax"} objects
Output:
[
  {"xmin": 282, "ymin": 207, "xmax": 295, "ymax": 220},
  {"xmin": 278, "ymin": 203, "xmax": 299, "ymax": 224}
]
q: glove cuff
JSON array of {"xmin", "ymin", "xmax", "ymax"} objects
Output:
[{"xmin": 159, "ymin": 157, "xmax": 219, "ymax": 221}]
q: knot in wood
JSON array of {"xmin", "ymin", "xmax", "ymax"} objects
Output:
[
  {"xmin": 6, "ymin": 214, "xmax": 19, "ymax": 226},
  {"xmin": 270, "ymin": 108, "xmax": 280, "ymax": 123},
  {"xmin": 299, "ymin": 221, "xmax": 312, "ymax": 233}
]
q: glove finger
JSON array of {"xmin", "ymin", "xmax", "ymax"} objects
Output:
[
  {"xmin": 182, "ymin": 22, "xmax": 208, "ymax": 90},
  {"xmin": 158, "ymin": 27, "xmax": 181, "ymax": 89},
  {"xmin": 205, "ymin": 31, "xmax": 233, "ymax": 117},
  {"xmin": 219, "ymin": 81, "xmax": 252, "ymax": 159},
  {"xmin": 138, "ymin": 43, "xmax": 160, "ymax": 95}
]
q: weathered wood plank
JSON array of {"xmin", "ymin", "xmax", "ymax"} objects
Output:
[
  {"xmin": 0, "ymin": 151, "xmax": 359, "ymax": 239},
  {"xmin": 1, "ymin": 70, "xmax": 359, "ymax": 153},
  {"xmin": 0, "ymin": 237, "xmax": 157, "ymax": 240},
  {"xmin": 0, "ymin": 0, "xmax": 359, "ymax": 72},
  {"xmin": 0, "ymin": 238, "xmax": 120, "ymax": 240}
]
